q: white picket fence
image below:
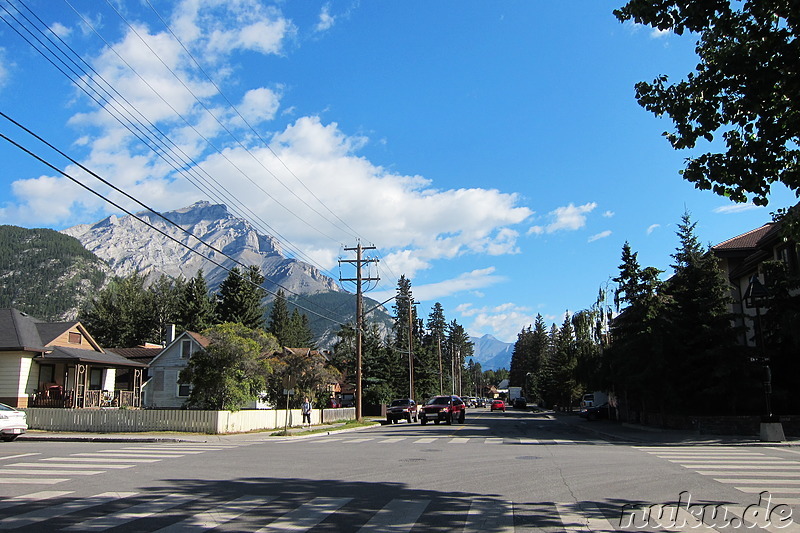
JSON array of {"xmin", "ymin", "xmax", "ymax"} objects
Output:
[{"xmin": 23, "ymin": 407, "xmax": 356, "ymax": 434}]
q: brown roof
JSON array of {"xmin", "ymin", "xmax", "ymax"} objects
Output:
[{"xmin": 712, "ymin": 222, "xmax": 784, "ymax": 252}]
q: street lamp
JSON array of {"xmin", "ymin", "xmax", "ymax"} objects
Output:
[{"xmin": 743, "ymin": 274, "xmax": 784, "ymax": 441}]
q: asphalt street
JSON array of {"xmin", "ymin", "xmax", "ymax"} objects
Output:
[{"xmin": 1, "ymin": 408, "xmax": 799, "ymax": 531}]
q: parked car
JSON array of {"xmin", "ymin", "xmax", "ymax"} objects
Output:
[
  {"xmin": 579, "ymin": 402, "xmax": 610, "ymax": 421},
  {"xmin": 329, "ymin": 398, "xmax": 342, "ymax": 408},
  {"xmin": 513, "ymin": 397, "xmax": 527, "ymax": 409},
  {"xmin": 386, "ymin": 398, "xmax": 418, "ymax": 423},
  {"xmin": 0, "ymin": 402, "xmax": 27, "ymax": 441},
  {"xmin": 490, "ymin": 399, "xmax": 506, "ymax": 412},
  {"xmin": 419, "ymin": 395, "xmax": 466, "ymax": 425}
]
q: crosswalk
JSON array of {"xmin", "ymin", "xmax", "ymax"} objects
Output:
[
  {"xmin": 0, "ymin": 443, "xmax": 254, "ymax": 486},
  {"xmin": 0, "ymin": 489, "xmax": 637, "ymax": 532},
  {"xmin": 321, "ymin": 435, "xmax": 609, "ymax": 446},
  {"xmin": 636, "ymin": 446, "xmax": 800, "ymax": 532}
]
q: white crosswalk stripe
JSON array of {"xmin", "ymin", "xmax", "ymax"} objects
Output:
[
  {"xmin": 155, "ymin": 494, "xmax": 269, "ymax": 532},
  {"xmin": 0, "ymin": 491, "xmax": 138, "ymax": 529},
  {"xmin": 255, "ymin": 496, "xmax": 350, "ymax": 532},
  {"xmin": 636, "ymin": 445, "xmax": 800, "ymax": 530},
  {"xmin": 7, "ymin": 489, "xmax": 785, "ymax": 532},
  {"xmin": 0, "ymin": 490, "xmax": 73, "ymax": 511},
  {"xmin": 358, "ymin": 498, "xmax": 429, "ymax": 532},
  {"xmin": 465, "ymin": 499, "xmax": 514, "ymax": 532},
  {"xmin": 65, "ymin": 493, "xmax": 199, "ymax": 531}
]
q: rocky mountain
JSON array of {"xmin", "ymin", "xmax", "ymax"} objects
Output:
[
  {"xmin": 62, "ymin": 201, "xmax": 341, "ymax": 296},
  {"xmin": 61, "ymin": 202, "xmax": 394, "ymax": 347},
  {"xmin": 469, "ymin": 334, "xmax": 513, "ymax": 370},
  {"xmin": 0, "ymin": 225, "xmax": 110, "ymax": 320}
]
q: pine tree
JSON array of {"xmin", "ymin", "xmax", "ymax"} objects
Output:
[
  {"xmin": 267, "ymin": 289, "xmax": 291, "ymax": 346},
  {"xmin": 216, "ymin": 266, "xmax": 266, "ymax": 329},
  {"xmin": 180, "ymin": 270, "xmax": 215, "ymax": 333},
  {"xmin": 664, "ymin": 211, "xmax": 742, "ymax": 413}
]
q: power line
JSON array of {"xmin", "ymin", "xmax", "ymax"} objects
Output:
[
  {"xmin": 0, "ymin": 114, "xmax": 349, "ymax": 328},
  {"xmin": 5, "ymin": 0, "xmax": 339, "ymax": 279}
]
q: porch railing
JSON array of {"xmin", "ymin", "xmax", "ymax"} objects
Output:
[{"xmin": 29, "ymin": 389, "xmax": 140, "ymax": 408}]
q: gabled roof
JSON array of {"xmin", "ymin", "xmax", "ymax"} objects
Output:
[
  {"xmin": 39, "ymin": 346, "xmax": 147, "ymax": 368},
  {"xmin": 147, "ymin": 330, "xmax": 210, "ymax": 367},
  {"xmin": 0, "ymin": 308, "xmax": 73, "ymax": 351}
]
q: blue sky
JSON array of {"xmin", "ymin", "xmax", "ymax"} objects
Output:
[{"xmin": 0, "ymin": 1, "xmax": 796, "ymax": 343}]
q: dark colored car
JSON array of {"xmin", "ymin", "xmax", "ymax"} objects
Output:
[
  {"xmin": 579, "ymin": 402, "xmax": 610, "ymax": 421},
  {"xmin": 490, "ymin": 399, "xmax": 506, "ymax": 412},
  {"xmin": 386, "ymin": 399, "xmax": 418, "ymax": 423},
  {"xmin": 419, "ymin": 395, "xmax": 465, "ymax": 425},
  {"xmin": 513, "ymin": 397, "xmax": 527, "ymax": 409}
]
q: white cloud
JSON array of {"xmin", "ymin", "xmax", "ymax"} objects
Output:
[
  {"xmin": 528, "ymin": 202, "xmax": 597, "ymax": 235},
  {"xmin": 603, "ymin": 210, "xmax": 614, "ymax": 218},
  {"xmin": 50, "ymin": 22, "xmax": 72, "ymax": 38},
  {"xmin": 713, "ymin": 203, "xmax": 762, "ymax": 214},
  {"xmin": 651, "ymin": 28, "xmax": 671, "ymax": 38},
  {"xmin": 315, "ymin": 4, "xmax": 336, "ymax": 32},
  {"xmin": 461, "ymin": 302, "xmax": 537, "ymax": 343},
  {"xmin": 588, "ymin": 230, "xmax": 612, "ymax": 243},
  {"xmin": 646, "ymin": 224, "xmax": 660, "ymax": 235},
  {"xmin": 369, "ymin": 268, "xmax": 504, "ymax": 305},
  {"xmin": 0, "ymin": 48, "xmax": 11, "ymax": 89}
]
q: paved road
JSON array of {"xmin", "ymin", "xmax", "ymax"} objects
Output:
[{"xmin": 1, "ymin": 408, "xmax": 799, "ymax": 531}]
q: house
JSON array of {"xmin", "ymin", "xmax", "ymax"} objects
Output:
[
  {"xmin": 142, "ymin": 330, "xmax": 210, "ymax": 409},
  {"xmin": 0, "ymin": 308, "xmax": 146, "ymax": 408},
  {"xmin": 711, "ymin": 215, "xmax": 800, "ymax": 347}
]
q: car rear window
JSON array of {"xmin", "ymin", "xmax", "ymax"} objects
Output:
[
  {"xmin": 426, "ymin": 397, "xmax": 450, "ymax": 405},
  {"xmin": 390, "ymin": 400, "xmax": 411, "ymax": 406}
]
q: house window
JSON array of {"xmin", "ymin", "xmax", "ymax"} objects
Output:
[
  {"xmin": 38, "ymin": 365, "xmax": 55, "ymax": 387},
  {"xmin": 68, "ymin": 332, "xmax": 82, "ymax": 344},
  {"xmin": 177, "ymin": 382, "xmax": 191, "ymax": 397},
  {"xmin": 89, "ymin": 368, "xmax": 103, "ymax": 390},
  {"xmin": 180, "ymin": 340, "xmax": 192, "ymax": 359}
]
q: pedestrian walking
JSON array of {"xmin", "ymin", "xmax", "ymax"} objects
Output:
[{"xmin": 301, "ymin": 397, "xmax": 312, "ymax": 426}]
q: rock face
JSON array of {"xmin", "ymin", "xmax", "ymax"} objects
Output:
[{"xmin": 62, "ymin": 201, "xmax": 342, "ymax": 296}]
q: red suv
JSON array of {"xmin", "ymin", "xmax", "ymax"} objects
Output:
[
  {"xmin": 386, "ymin": 399, "xmax": 418, "ymax": 423},
  {"xmin": 419, "ymin": 395, "xmax": 466, "ymax": 425}
]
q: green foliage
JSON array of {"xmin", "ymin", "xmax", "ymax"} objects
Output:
[
  {"xmin": 180, "ymin": 323, "xmax": 278, "ymax": 410},
  {"xmin": 264, "ymin": 345, "xmax": 341, "ymax": 409},
  {"xmin": 79, "ymin": 272, "xmax": 161, "ymax": 347},
  {"xmin": 215, "ymin": 266, "xmax": 267, "ymax": 328},
  {"xmin": 614, "ymin": 0, "xmax": 800, "ymax": 206},
  {"xmin": 180, "ymin": 270, "xmax": 215, "ymax": 333},
  {"xmin": 0, "ymin": 225, "xmax": 107, "ymax": 320}
]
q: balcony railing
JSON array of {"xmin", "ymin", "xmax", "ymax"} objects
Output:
[{"xmin": 30, "ymin": 388, "xmax": 140, "ymax": 408}]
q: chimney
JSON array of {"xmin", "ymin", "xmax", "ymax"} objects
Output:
[{"xmin": 165, "ymin": 324, "xmax": 176, "ymax": 346}]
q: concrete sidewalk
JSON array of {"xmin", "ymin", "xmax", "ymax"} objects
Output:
[
  {"xmin": 553, "ymin": 411, "xmax": 800, "ymax": 446},
  {"xmin": 16, "ymin": 420, "xmax": 381, "ymax": 443}
]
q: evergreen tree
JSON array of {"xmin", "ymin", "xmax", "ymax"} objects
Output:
[
  {"xmin": 607, "ymin": 242, "xmax": 667, "ymax": 417},
  {"xmin": 79, "ymin": 272, "xmax": 158, "ymax": 347},
  {"xmin": 551, "ymin": 313, "xmax": 580, "ymax": 410},
  {"xmin": 266, "ymin": 289, "xmax": 291, "ymax": 346},
  {"xmin": 149, "ymin": 274, "xmax": 183, "ymax": 345},
  {"xmin": 180, "ymin": 270, "xmax": 215, "ymax": 333},
  {"xmin": 425, "ymin": 303, "xmax": 448, "ymax": 395},
  {"xmin": 664, "ymin": 211, "xmax": 742, "ymax": 414},
  {"xmin": 216, "ymin": 266, "xmax": 266, "ymax": 329}
]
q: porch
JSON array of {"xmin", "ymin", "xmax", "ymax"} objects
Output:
[
  {"xmin": 29, "ymin": 387, "xmax": 140, "ymax": 408},
  {"xmin": 32, "ymin": 348, "xmax": 146, "ymax": 409}
]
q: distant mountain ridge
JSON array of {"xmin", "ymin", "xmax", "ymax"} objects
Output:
[
  {"xmin": 0, "ymin": 225, "xmax": 110, "ymax": 320},
  {"xmin": 469, "ymin": 334, "xmax": 513, "ymax": 370},
  {"xmin": 62, "ymin": 201, "xmax": 341, "ymax": 296}
]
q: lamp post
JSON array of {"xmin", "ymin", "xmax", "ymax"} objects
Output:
[{"xmin": 743, "ymin": 274, "xmax": 784, "ymax": 441}]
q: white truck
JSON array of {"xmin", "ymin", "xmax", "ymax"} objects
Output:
[
  {"xmin": 508, "ymin": 387, "xmax": 522, "ymax": 402},
  {"xmin": 580, "ymin": 391, "xmax": 608, "ymax": 408}
]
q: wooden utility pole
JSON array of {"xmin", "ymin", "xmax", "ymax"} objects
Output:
[{"xmin": 340, "ymin": 242, "xmax": 378, "ymax": 421}]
